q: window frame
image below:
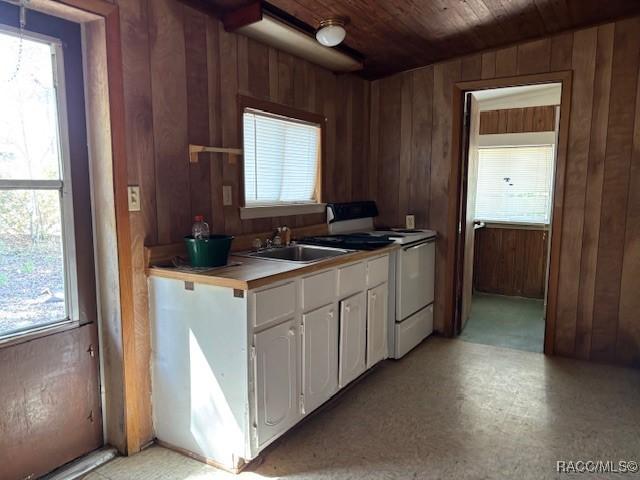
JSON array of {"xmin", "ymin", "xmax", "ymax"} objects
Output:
[
  {"xmin": 238, "ymin": 95, "xmax": 326, "ymax": 219},
  {"xmin": 0, "ymin": 25, "xmax": 79, "ymax": 343},
  {"xmin": 473, "ymin": 143, "xmax": 555, "ymax": 226}
]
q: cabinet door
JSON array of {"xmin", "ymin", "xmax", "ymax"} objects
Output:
[
  {"xmin": 302, "ymin": 304, "xmax": 338, "ymax": 414},
  {"xmin": 253, "ymin": 318, "xmax": 299, "ymax": 448},
  {"xmin": 339, "ymin": 292, "xmax": 366, "ymax": 387},
  {"xmin": 367, "ymin": 283, "xmax": 388, "ymax": 368}
]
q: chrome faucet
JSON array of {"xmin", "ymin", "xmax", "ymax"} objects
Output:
[{"xmin": 252, "ymin": 226, "xmax": 292, "ymax": 252}]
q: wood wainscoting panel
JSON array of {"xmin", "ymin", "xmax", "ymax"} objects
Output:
[
  {"xmin": 473, "ymin": 227, "xmax": 548, "ymax": 299},
  {"xmin": 554, "ymin": 27, "xmax": 598, "ymax": 357},
  {"xmin": 591, "ymin": 17, "xmax": 640, "ymax": 363},
  {"xmin": 575, "ymin": 24, "xmax": 615, "ymax": 360},
  {"xmin": 479, "ymin": 106, "xmax": 556, "ymax": 135},
  {"xmin": 185, "ymin": 6, "xmax": 213, "ymax": 225},
  {"xmin": 148, "ymin": 0, "xmax": 191, "ymax": 244}
]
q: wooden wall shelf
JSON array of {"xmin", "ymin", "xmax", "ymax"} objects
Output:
[{"xmin": 189, "ymin": 144, "xmax": 243, "ymax": 163}]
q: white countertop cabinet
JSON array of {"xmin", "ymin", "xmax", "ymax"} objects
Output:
[{"xmin": 149, "ymin": 253, "xmax": 390, "ymax": 472}]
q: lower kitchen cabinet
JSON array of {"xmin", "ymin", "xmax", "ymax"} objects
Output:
[
  {"xmin": 149, "ymin": 252, "xmax": 391, "ymax": 471},
  {"xmin": 301, "ymin": 304, "xmax": 338, "ymax": 414},
  {"xmin": 366, "ymin": 282, "xmax": 388, "ymax": 368},
  {"xmin": 253, "ymin": 318, "xmax": 300, "ymax": 448},
  {"xmin": 339, "ymin": 292, "xmax": 367, "ymax": 387}
]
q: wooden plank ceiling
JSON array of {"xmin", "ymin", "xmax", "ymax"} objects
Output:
[{"xmin": 191, "ymin": 0, "xmax": 640, "ymax": 78}]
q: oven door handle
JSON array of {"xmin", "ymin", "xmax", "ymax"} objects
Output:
[{"xmin": 402, "ymin": 239, "xmax": 434, "ymax": 251}]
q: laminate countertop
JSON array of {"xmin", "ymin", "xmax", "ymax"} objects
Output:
[{"xmin": 147, "ymin": 244, "xmax": 399, "ymax": 291}]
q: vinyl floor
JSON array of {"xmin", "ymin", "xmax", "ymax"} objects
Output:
[
  {"xmin": 86, "ymin": 337, "xmax": 640, "ymax": 480},
  {"xmin": 459, "ymin": 293, "xmax": 545, "ymax": 353}
]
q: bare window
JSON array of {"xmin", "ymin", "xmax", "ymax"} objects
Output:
[{"xmin": 0, "ymin": 27, "xmax": 77, "ymax": 339}]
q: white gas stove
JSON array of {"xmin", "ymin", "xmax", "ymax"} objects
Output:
[{"xmin": 308, "ymin": 202, "xmax": 437, "ymax": 359}]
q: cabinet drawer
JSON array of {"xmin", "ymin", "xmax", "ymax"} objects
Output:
[
  {"xmin": 337, "ymin": 262, "xmax": 366, "ymax": 298},
  {"xmin": 301, "ymin": 269, "xmax": 336, "ymax": 312},
  {"xmin": 252, "ymin": 281, "xmax": 296, "ymax": 328},
  {"xmin": 394, "ymin": 304, "xmax": 433, "ymax": 359},
  {"xmin": 367, "ymin": 255, "xmax": 389, "ymax": 287}
]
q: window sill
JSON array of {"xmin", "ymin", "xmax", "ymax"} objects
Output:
[
  {"xmin": 0, "ymin": 319, "xmax": 79, "ymax": 349},
  {"xmin": 475, "ymin": 220, "xmax": 550, "ymax": 230},
  {"xmin": 240, "ymin": 203, "xmax": 326, "ymax": 220}
]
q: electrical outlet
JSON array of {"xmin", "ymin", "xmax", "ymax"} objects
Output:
[
  {"xmin": 223, "ymin": 185, "xmax": 232, "ymax": 206},
  {"xmin": 128, "ymin": 186, "xmax": 141, "ymax": 212},
  {"xmin": 406, "ymin": 214, "xmax": 415, "ymax": 229}
]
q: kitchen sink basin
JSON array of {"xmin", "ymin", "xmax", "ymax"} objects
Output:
[{"xmin": 237, "ymin": 244, "xmax": 351, "ymax": 263}]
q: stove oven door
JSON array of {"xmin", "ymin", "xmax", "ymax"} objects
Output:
[{"xmin": 396, "ymin": 239, "xmax": 435, "ymax": 321}]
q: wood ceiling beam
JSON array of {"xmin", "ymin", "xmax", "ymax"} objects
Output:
[
  {"xmin": 176, "ymin": 0, "xmax": 224, "ymax": 17},
  {"xmin": 221, "ymin": 1, "xmax": 262, "ymax": 31}
]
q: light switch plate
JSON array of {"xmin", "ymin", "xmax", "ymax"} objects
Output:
[
  {"xmin": 128, "ymin": 186, "xmax": 141, "ymax": 211},
  {"xmin": 222, "ymin": 185, "xmax": 232, "ymax": 206},
  {"xmin": 406, "ymin": 215, "xmax": 415, "ymax": 229}
]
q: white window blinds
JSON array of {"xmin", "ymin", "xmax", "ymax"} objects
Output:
[
  {"xmin": 474, "ymin": 145, "xmax": 555, "ymax": 224},
  {"xmin": 243, "ymin": 109, "xmax": 320, "ymax": 206}
]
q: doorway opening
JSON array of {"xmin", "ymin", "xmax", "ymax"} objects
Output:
[{"xmin": 455, "ymin": 82, "xmax": 563, "ymax": 353}]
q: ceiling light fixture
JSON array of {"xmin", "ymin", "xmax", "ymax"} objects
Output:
[
  {"xmin": 316, "ymin": 18, "xmax": 347, "ymax": 47},
  {"xmin": 236, "ymin": 13, "xmax": 362, "ymax": 72}
]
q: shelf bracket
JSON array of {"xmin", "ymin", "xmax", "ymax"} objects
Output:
[{"xmin": 189, "ymin": 144, "xmax": 244, "ymax": 163}]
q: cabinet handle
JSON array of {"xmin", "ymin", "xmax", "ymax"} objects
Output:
[
  {"xmin": 288, "ymin": 327, "xmax": 296, "ymax": 336},
  {"xmin": 403, "ymin": 239, "xmax": 433, "ymax": 251},
  {"xmin": 328, "ymin": 311, "xmax": 334, "ymax": 319},
  {"xmin": 345, "ymin": 305, "xmax": 351, "ymax": 313},
  {"xmin": 372, "ymin": 293, "xmax": 377, "ymax": 301}
]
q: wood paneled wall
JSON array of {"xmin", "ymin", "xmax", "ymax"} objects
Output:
[
  {"xmin": 368, "ymin": 17, "xmax": 640, "ymax": 366},
  {"xmin": 473, "ymin": 227, "xmax": 548, "ymax": 299},
  {"xmin": 112, "ymin": 3, "xmax": 640, "ymax": 449},
  {"xmin": 121, "ymin": 0, "xmax": 369, "ymax": 244},
  {"xmin": 116, "ymin": 0, "xmax": 370, "ymax": 445},
  {"xmin": 479, "ymin": 106, "xmax": 556, "ymax": 134}
]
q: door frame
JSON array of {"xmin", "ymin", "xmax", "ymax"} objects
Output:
[
  {"xmin": 447, "ymin": 71, "xmax": 573, "ymax": 355},
  {"xmin": 44, "ymin": 0, "xmax": 140, "ymax": 454},
  {"xmin": 454, "ymin": 92, "xmax": 473, "ymax": 333}
]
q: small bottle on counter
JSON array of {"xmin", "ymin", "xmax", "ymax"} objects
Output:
[{"xmin": 192, "ymin": 215, "xmax": 210, "ymax": 240}]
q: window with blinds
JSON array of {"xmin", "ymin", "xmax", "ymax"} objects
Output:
[
  {"xmin": 243, "ymin": 108, "xmax": 321, "ymax": 206},
  {"xmin": 474, "ymin": 145, "xmax": 555, "ymax": 224}
]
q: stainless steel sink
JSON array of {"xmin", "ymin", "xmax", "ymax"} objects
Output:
[{"xmin": 236, "ymin": 244, "xmax": 351, "ymax": 263}]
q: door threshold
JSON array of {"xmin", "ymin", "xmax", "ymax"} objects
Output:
[{"xmin": 42, "ymin": 446, "xmax": 117, "ymax": 480}]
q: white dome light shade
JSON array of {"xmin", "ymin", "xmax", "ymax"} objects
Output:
[{"xmin": 316, "ymin": 23, "xmax": 346, "ymax": 47}]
